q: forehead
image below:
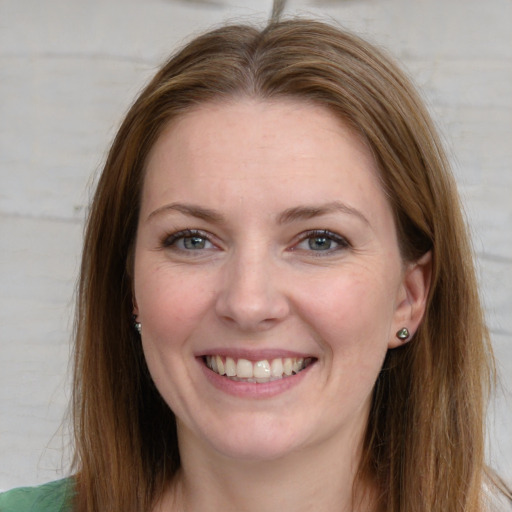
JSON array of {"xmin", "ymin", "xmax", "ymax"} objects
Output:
[
  {"xmin": 141, "ymin": 98, "xmax": 390, "ymax": 227},
  {"xmin": 145, "ymin": 98, "xmax": 377, "ymax": 177},
  {"xmin": 149, "ymin": 96, "xmax": 369, "ymax": 153}
]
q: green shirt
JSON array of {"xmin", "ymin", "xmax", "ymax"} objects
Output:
[{"xmin": 0, "ymin": 478, "xmax": 74, "ymax": 512}]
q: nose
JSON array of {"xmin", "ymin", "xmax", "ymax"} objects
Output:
[{"xmin": 214, "ymin": 248, "xmax": 290, "ymax": 332}]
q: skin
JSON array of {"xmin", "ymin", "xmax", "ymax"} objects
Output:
[{"xmin": 132, "ymin": 98, "xmax": 431, "ymax": 511}]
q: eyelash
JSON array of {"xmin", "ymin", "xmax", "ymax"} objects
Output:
[
  {"xmin": 162, "ymin": 229, "xmax": 215, "ymax": 252},
  {"xmin": 292, "ymin": 230, "xmax": 350, "ymax": 255},
  {"xmin": 161, "ymin": 229, "xmax": 350, "ymax": 255}
]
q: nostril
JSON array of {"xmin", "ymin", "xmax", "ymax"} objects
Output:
[
  {"xmin": 214, "ymin": 262, "xmax": 290, "ymax": 330},
  {"xmin": 215, "ymin": 297, "xmax": 289, "ymax": 331}
]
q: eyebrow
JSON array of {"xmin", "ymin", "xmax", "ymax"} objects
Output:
[
  {"xmin": 146, "ymin": 200, "xmax": 369, "ymax": 226},
  {"xmin": 147, "ymin": 202, "xmax": 225, "ymax": 223},
  {"xmin": 276, "ymin": 201, "xmax": 370, "ymax": 226}
]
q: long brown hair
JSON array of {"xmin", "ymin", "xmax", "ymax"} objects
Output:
[{"xmin": 73, "ymin": 19, "xmax": 496, "ymax": 511}]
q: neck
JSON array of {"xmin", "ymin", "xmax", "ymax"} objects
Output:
[{"xmin": 159, "ymin": 424, "xmax": 377, "ymax": 512}]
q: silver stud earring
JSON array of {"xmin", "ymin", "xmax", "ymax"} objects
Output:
[
  {"xmin": 396, "ymin": 327, "xmax": 410, "ymax": 341},
  {"xmin": 134, "ymin": 321, "xmax": 142, "ymax": 334}
]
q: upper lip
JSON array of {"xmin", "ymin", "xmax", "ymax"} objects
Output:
[{"xmin": 195, "ymin": 348, "xmax": 317, "ymax": 362}]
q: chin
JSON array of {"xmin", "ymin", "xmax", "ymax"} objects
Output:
[
  {"xmin": 210, "ymin": 434, "xmax": 303, "ymax": 462},
  {"xmin": 180, "ymin": 413, "xmax": 310, "ymax": 463}
]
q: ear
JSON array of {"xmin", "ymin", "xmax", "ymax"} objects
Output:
[
  {"xmin": 127, "ymin": 244, "xmax": 138, "ymax": 316},
  {"xmin": 132, "ymin": 295, "xmax": 139, "ymax": 317},
  {"xmin": 388, "ymin": 251, "xmax": 432, "ymax": 348}
]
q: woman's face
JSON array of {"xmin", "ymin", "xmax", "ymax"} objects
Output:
[{"xmin": 133, "ymin": 99, "xmax": 427, "ymax": 462}]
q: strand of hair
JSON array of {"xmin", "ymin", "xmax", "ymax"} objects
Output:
[{"xmin": 270, "ymin": 0, "xmax": 287, "ymax": 22}]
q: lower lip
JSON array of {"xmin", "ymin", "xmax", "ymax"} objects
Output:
[{"xmin": 198, "ymin": 358, "xmax": 315, "ymax": 399}]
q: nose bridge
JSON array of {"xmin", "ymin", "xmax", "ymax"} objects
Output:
[{"xmin": 215, "ymin": 241, "xmax": 288, "ymax": 330}]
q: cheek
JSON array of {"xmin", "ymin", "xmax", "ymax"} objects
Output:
[
  {"xmin": 135, "ymin": 264, "xmax": 214, "ymax": 345},
  {"xmin": 135, "ymin": 266, "xmax": 215, "ymax": 410},
  {"xmin": 296, "ymin": 268, "xmax": 398, "ymax": 357}
]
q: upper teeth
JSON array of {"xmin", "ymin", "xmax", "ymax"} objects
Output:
[{"xmin": 205, "ymin": 355, "xmax": 312, "ymax": 382}]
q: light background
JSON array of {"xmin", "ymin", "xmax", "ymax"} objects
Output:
[{"xmin": 1, "ymin": 0, "xmax": 511, "ymax": 491}]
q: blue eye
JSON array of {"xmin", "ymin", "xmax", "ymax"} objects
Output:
[
  {"xmin": 163, "ymin": 230, "xmax": 214, "ymax": 251},
  {"xmin": 181, "ymin": 235, "xmax": 209, "ymax": 250},
  {"xmin": 307, "ymin": 235, "xmax": 334, "ymax": 251},
  {"xmin": 295, "ymin": 230, "xmax": 348, "ymax": 253}
]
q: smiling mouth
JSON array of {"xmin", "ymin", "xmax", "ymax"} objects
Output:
[{"xmin": 204, "ymin": 355, "xmax": 315, "ymax": 383}]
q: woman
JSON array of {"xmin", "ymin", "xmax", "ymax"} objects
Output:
[{"xmin": 1, "ymin": 17, "xmax": 510, "ymax": 512}]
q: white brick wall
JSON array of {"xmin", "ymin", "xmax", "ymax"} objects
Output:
[{"xmin": 1, "ymin": 0, "xmax": 511, "ymax": 491}]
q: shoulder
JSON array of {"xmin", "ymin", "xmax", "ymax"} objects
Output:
[{"xmin": 0, "ymin": 478, "xmax": 75, "ymax": 512}]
